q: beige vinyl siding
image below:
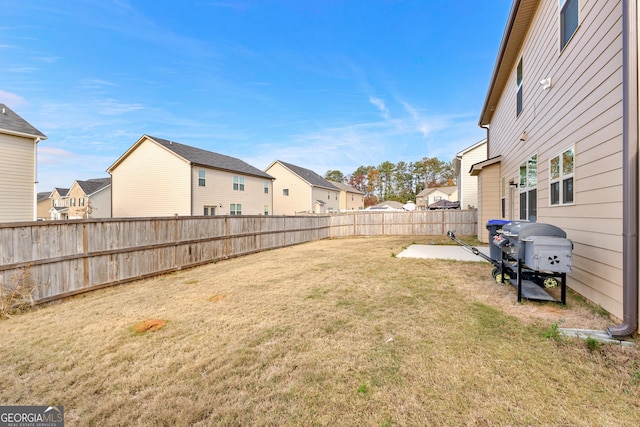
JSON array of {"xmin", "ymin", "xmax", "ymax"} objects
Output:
[
  {"xmin": 0, "ymin": 133, "xmax": 35, "ymax": 223},
  {"xmin": 476, "ymin": 163, "xmax": 501, "ymax": 243},
  {"xmin": 458, "ymin": 141, "xmax": 486, "ymax": 209},
  {"xmin": 268, "ymin": 162, "xmax": 312, "ymax": 215},
  {"xmin": 89, "ymin": 187, "xmax": 112, "ymax": 218},
  {"xmin": 191, "ymin": 168, "xmax": 272, "ymax": 215},
  {"xmin": 311, "ymin": 186, "xmax": 340, "ymax": 213},
  {"xmin": 66, "ymin": 183, "xmax": 85, "ymax": 219},
  {"xmin": 343, "ymin": 192, "xmax": 364, "ymax": 211},
  {"xmin": 487, "ymin": 0, "xmax": 624, "ymax": 317},
  {"xmin": 111, "ymin": 138, "xmax": 191, "ymax": 217}
]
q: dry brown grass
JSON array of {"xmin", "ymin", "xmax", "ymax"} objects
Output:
[{"xmin": 0, "ymin": 237, "xmax": 638, "ymax": 426}]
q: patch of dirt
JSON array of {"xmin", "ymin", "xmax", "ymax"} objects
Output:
[
  {"xmin": 209, "ymin": 294, "xmax": 225, "ymax": 302},
  {"xmin": 132, "ymin": 319, "xmax": 167, "ymax": 333}
]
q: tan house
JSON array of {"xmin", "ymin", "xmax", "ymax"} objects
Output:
[
  {"xmin": 48, "ymin": 187, "xmax": 69, "ymax": 220},
  {"xmin": 107, "ymin": 135, "xmax": 274, "ymax": 217},
  {"xmin": 265, "ymin": 161, "xmax": 340, "ymax": 215},
  {"xmin": 454, "ymin": 139, "xmax": 486, "ymax": 210},
  {"xmin": 66, "ymin": 177, "xmax": 111, "ymax": 219},
  {"xmin": 36, "ymin": 192, "xmax": 51, "ymax": 220},
  {"xmin": 0, "ymin": 104, "xmax": 47, "ymax": 223},
  {"xmin": 415, "ymin": 186, "xmax": 458, "ymax": 210},
  {"xmin": 328, "ymin": 181, "xmax": 365, "ymax": 211},
  {"xmin": 476, "ymin": 0, "xmax": 639, "ymax": 336}
]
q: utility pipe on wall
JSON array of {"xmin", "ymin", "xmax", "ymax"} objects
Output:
[{"xmin": 608, "ymin": 0, "xmax": 639, "ymax": 338}]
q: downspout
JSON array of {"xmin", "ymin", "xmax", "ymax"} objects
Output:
[
  {"xmin": 34, "ymin": 137, "xmax": 41, "ymax": 221},
  {"xmin": 609, "ymin": 0, "xmax": 639, "ymax": 338}
]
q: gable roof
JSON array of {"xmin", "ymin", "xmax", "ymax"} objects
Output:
[
  {"xmin": 272, "ymin": 160, "xmax": 338, "ymax": 190},
  {"xmin": 328, "ymin": 180, "xmax": 365, "ymax": 194},
  {"xmin": 37, "ymin": 192, "xmax": 51, "ymax": 203},
  {"xmin": 479, "ymin": 0, "xmax": 539, "ymax": 126},
  {"xmin": 416, "ymin": 186, "xmax": 457, "ymax": 197},
  {"xmin": 51, "ymin": 187, "xmax": 70, "ymax": 197},
  {"xmin": 108, "ymin": 135, "xmax": 273, "ymax": 180},
  {"xmin": 76, "ymin": 177, "xmax": 111, "ymax": 196},
  {"xmin": 151, "ymin": 136, "xmax": 273, "ymax": 179},
  {"xmin": 0, "ymin": 104, "xmax": 47, "ymax": 139},
  {"xmin": 469, "ymin": 155, "xmax": 503, "ymax": 176}
]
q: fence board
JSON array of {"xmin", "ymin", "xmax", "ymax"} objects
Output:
[{"xmin": 0, "ymin": 210, "xmax": 476, "ymax": 303}]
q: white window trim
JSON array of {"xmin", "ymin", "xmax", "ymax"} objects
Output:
[{"xmin": 549, "ymin": 146, "xmax": 575, "ymax": 206}]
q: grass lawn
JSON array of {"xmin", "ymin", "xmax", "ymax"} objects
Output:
[{"xmin": 0, "ymin": 237, "xmax": 638, "ymax": 426}]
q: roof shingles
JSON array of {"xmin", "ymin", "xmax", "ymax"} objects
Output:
[
  {"xmin": 150, "ymin": 136, "xmax": 273, "ymax": 179},
  {"xmin": 0, "ymin": 104, "xmax": 47, "ymax": 139}
]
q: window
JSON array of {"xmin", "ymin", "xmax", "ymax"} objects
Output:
[
  {"xmin": 328, "ymin": 191, "xmax": 330, "ymax": 200},
  {"xmin": 79, "ymin": 198, "xmax": 85, "ymax": 207},
  {"xmin": 264, "ymin": 205, "xmax": 269, "ymax": 215},
  {"xmin": 519, "ymin": 154, "xmax": 538, "ymax": 221},
  {"xmin": 516, "ymin": 58, "xmax": 523, "ymax": 117},
  {"xmin": 70, "ymin": 198, "xmax": 76, "ymax": 207},
  {"xmin": 264, "ymin": 181, "xmax": 269, "ymax": 194},
  {"xmin": 233, "ymin": 176, "xmax": 245, "ymax": 191},
  {"xmin": 198, "ymin": 170, "xmax": 206, "ymax": 187},
  {"xmin": 283, "ymin": 189, "xmax": 289, "ymax": 196},
  {"xmin": 230, "ymin": 203, "xmax": 242, "ymax": 215},
  {"xmin": 204, "ymin": 206, "xmax": 216, "ymax": 216},
  {"xmin": 550, "ymin": 147, "xmax": 574, "ymax": 205},
  {"xmin": 560, "ymin": 0, "xmax": 579, "ymax": 50},
  {"xmin": 434, "ymin": 196, "xmax": 442, "ymax": 202}
]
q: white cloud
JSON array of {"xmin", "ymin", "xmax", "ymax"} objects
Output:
[
  {"xmin": 369, "ymin": 96, "xmax": 390, "ymax": 119},
  {"xmin": 0, "ymin": 90, "xmax": 26, "ymax": 107}
]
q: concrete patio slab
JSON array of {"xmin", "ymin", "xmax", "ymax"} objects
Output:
[{"xmin": 397, "ymin": 245, "xmax": 491, "ymax": 262}]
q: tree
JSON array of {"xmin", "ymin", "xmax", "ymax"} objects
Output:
[
  {"xmin": 324, "ymin": 170, "xmax": 344, "ymax": 182},
  {"xmin": 377, "ymin": 161, "xmax": 396, "ymax": 201}
]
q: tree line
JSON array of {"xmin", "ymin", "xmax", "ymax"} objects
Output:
[{"xmin": 325, "ymin": 157, "xmax": 455, "ymax": 207}]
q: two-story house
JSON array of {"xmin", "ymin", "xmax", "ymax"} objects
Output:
[
  {"xmin": 49, "ymin": 187, "xmax": 69, "ymax": 220},
  {"xmin": 107, "ymin": 135, "xmax": 274, "ymax": 217},
  {"xmin": 454, "ymin": 139, "xmax": 487, "ymax": 210},
  {"xmin": 415, "ymin": 186, "xmax": 458, "ymax": 210},
  {"xmin": 475, "ymin": 0, "xmax": 638, "ymax": 336},
  {"xmin": 67, "ymin": 177, "xmax": 111, "ymax": 219},
  {"xmin": 0, "ymin": 104, "xmax": 47, "ymax": 223},
  {"xmin": 265, "ymin": 160, "xmax": 340, "ymax": 215},
  {"xmin": 328, "ymin": 181, "xmax": 365, "ymax": 211}
]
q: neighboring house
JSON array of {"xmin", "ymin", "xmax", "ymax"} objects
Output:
[
  {"xmin": 107, "ymin": 135, "xmax": 274, "ymax": 217},
  {"xmin": 415, "ymin": 186, "xmax": 458, "ymax": 210},
  {"xmin": 265, "ymin": 161, "xmax": 340, "ymax": 215},
  {"xmin": 476, "ymin": 0, "xmax": 638, "ymax": 335},
  {"xmin": 36, "ymin": 191, "xmax": 52, "ymax": 220},
  {"xmin": 0, "ymin": 104, "xmax": 47, "ymax": 223},
  {"xmin": 328, "ymin": 181, "xmax": 365, "ymax": 211},
  {"xmin": 49, "ymin": 187, "xmax": 69, "ymax": 220},
  {"xmin": 454, "ymin": 139, "xmax": 487, "ymax": 210},
  {"xmin": 67, "ymin": 177, "xmax": 112, "ymax": 219},
  {"xmin": 365, "ymin": 201, "xmax": 405, "ymax": 211}
]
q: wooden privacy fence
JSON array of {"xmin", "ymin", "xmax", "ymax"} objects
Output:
[
  {"xmin": 329, "ymin": 210, "xmax": 477, "ymax": 238},
  {"xmin": 0, "ymin": 216, "xmax": 330, "ymax": 303},
  {"xmin": 0, "ymin": 210, "xmax": 476, "ymax": 303}
]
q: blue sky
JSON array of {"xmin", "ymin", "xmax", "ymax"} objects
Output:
[{"xmin": 1, "ymin": 0, "xmax": 512, "ymax": 192}]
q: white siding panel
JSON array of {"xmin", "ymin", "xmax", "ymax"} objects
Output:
[
  {"xmin": 112, "ymin": 139, "xmax": 191, "ymax": 217},
  {"xmin": 0, "ymin": 134, "xmax": 35, "ymax": 222}
]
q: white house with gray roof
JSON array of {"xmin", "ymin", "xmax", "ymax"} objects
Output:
[
  {"xmin": 265, "ymin": 160, "xmax": 340, "ymax": 215},
  {"xmin": 107, "ymin": 135, "xmax": 274, "ymax": 218},
  {"xmin": 0, "ymin": 104, "xmax": 47, "ymax": 223}
]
